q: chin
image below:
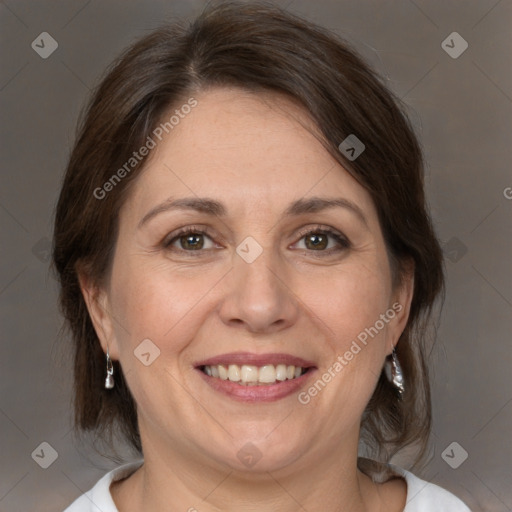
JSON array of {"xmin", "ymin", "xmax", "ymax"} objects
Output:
[{"xmin": 205, "ymin": 429, "xmax": 307, "ymax": 474}]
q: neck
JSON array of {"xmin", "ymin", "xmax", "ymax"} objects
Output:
[{"xmin": 113, "ymin": 429, "xmax": 382, "ymax": 512}]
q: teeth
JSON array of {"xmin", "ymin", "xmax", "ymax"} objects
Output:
[
  {"xmin": 202, "ymin": 363, "xmax": 306, "ymax": 385},
  {"xmin": 218, "ymin": 364, "xmax": 228, "ymax": 380},
  {"xmin": 259, "ymin": 365, "xmax": 276, "ymax": 383},
  {"xmin": 276, "ymin": 364, "xmax": 287, "ymax": 381},
  {"xmin": 228, "ymin": 364, "xmax": 241, "ymax": 382},
  {"xmin": 241, "ymin": 365, "xmax": 259, "ymax": 383}
]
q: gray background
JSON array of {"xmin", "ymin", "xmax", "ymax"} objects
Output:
[{"xmin": 0, "ymin": 1, "xmax": 511, "ymax": 511}]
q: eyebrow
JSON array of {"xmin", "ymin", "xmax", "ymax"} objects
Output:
[
  {"xmin": 138, "ymin": 197, "xmax": 226, "ymax": 228},
  {"xmin": 138, "ymin": 196, "xmax": 368, "ymax": 229},
  {"xmin": 284, "ymin": 197, "xmax": 368, "ymax": 227}
]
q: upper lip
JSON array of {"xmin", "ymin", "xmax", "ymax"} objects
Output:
[{"xmin": 194, "ymin": 352, "xmax": 316, "ymax": 368}]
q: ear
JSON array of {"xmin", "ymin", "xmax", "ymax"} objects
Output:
[
  {"xmin": 77, "ymin": 268, "xmax": 120, "ymax": 360},
  {"xmin": 386, "ymin": 258, "xmax": 415, "ymax": 355}
]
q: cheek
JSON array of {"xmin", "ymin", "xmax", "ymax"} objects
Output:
[
  {"xmin": 109, "ymin": 258, "xmax": 221, "ymax": 355},
  {"xmin": 302, "ymin": 259, "xmax": 393, "ymax": 348},
  {"xmin": 107, "ymin": 262, "xmax": 214, "ymax": 422},
  {"xmin": 294, "ymin": 265, "xmax": 395, "ymax": 433}
]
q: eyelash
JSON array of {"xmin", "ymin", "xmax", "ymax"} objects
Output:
[
  {"xmin": 162, "ymin": 225, "xmax": 351, "ymax": 257},
  {"xmin": 295, "ymin": 226, "xmax": 351, "ymax": 254}
]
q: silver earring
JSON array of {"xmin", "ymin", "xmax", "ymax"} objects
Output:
[
  {"xmin": 385, "ymin": 349, "xmax": 404, "ymax": 396},
  {"xmin": 105, "ymin": 347, "xmax": 114, "ymax": 389}
]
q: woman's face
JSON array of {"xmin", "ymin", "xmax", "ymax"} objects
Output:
[{"xmin": 84, "ymin": 87, "xmax": 412, "ymax": 473}]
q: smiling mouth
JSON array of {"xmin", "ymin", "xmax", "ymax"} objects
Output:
[{"xmin": 199, "ymin": 363, "xmax": 311, "ymax": 386}]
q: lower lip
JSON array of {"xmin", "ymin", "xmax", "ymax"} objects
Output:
[{"xmin": 196, "ymin": 368, "xmax": 316, "ymax": 402}]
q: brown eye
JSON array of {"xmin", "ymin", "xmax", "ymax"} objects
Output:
[
  {"xmin": 305, "ymin": 233, "xmax": 328, "ymax": 250},
  {"xmin": 294, "ymin": 228, "xmax": 350, "ymax": 254},
  {"xmin": 178, "ymin": 233, "xmax": 205, "ymax": 250},
  {"xmin": 163, "ymin": 228, "xmax": 216, "ymax": 252}
]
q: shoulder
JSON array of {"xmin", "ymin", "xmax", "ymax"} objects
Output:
[
  {"xmin": 391, "ymin": 466, "xmax": 472, "ymax": 512},
  {"xmin": 62, "ymin": 460, "xmax": 143, "ymax": 512}
]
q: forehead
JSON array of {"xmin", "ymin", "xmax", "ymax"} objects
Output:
[{"xmin": 121, "ymin": 87, "xmax": 377, "ymax": 222}]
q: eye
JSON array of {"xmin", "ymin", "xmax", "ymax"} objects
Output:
[
  {"xmin": 163, "ymin": 227, "xmax": 217, "ymax": 252},
  {"xmin": 293, "ymin": 227, "xmax": 350, "ymax": 253},
  {"xmin": 161, "ymin": 225, "xmax": 349, "ymax": 256}
]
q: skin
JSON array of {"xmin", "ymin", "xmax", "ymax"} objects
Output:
[{"xmin": 80, "ymin": 87, "xmax": 414, "ymax": 512}]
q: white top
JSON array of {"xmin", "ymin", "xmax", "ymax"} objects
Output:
[{"xmin": 63, "ymin": 460, "xmax": 472, "ymax": 511}]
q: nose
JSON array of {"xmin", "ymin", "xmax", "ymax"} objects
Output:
[{"xmin": 217, "ymin": 247, "xmax": 300, "ymax": 334}]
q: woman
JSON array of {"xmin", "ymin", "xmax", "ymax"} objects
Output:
[{"xmin": 54, "ymin": 2, "xmax": 471, "ymax": 511}]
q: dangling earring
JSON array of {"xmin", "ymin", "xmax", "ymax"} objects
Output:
[
  {"xmin": 105, "ymin": 346, "xmax": 114, "ymax": 389},
  {"xmin": 385, "ymin": 348, "xmax": 404, "ymax": 397}
]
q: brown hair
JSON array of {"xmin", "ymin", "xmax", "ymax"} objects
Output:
[{"xmin": 52, "ymin": 1, "xmax": 444, "ymax": 471}]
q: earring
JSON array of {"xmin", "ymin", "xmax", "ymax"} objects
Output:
[
  {"xmin": 105, "ymin": 346, "xmax": 114, "ymax": 389},
  {"xmin": 385, "ymin": 348, "xmax": 404, "ymax": 396}
]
